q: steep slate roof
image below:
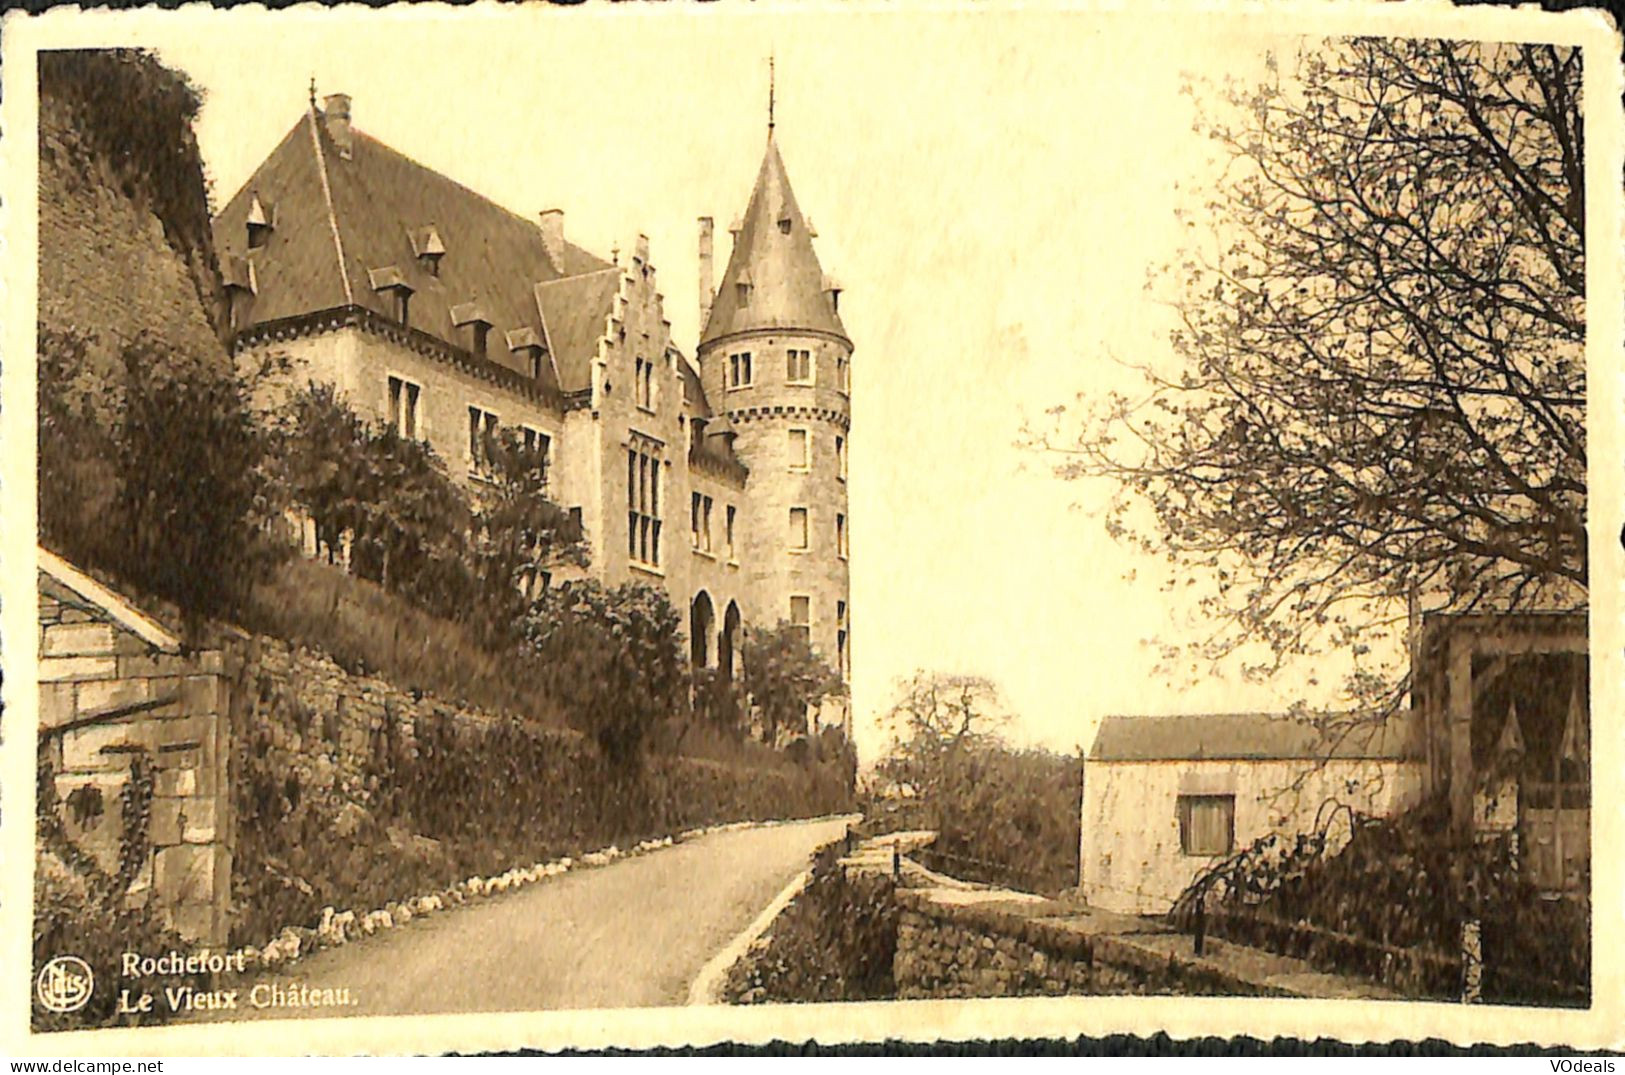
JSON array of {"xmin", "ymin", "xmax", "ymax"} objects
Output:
[
  {"xmin": 1089, "ymin": 712, "xmax": 1423, "ymax": 763},
  {"xmin": 534, "ymin": 269, "xmax": 621, "ymax": 393},
  {"xmin": 213, "ymin": 104, "xmax": 613, "ymax": 391},
  {"xmin": 700, "ymin": 136, "xmax": 847, "ymax": 347}
]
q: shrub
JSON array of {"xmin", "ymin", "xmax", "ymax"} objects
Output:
[
  {"xmin": 724, "ymin": 837, "xmax": 898, "ymax": 1004},
  {"xmin": 270, "ymin": 383, "xmax": 585, "ymax": 647},
  {"xmin": 38, "ymin": 328, "xmax": 278, "ymax": 626},
  {"xmin": 522, "ymin": 581, "xmax": 687, "ymax": 769},
  {"xmin": 742, "ymin": 622, "xmax": 845, "ymax": 744},
  {"xmin": 34, "ymin": 744, "xmax": 210, "ymax": 1030},
  {"xmin": 1171, "ymin": 796, "xmax": 1590, "ymax": 1004},
  {"xmin": 868, "ymin": 744, "xmax": 1081, "ymax": 895}
]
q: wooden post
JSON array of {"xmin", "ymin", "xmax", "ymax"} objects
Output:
[
  {"xmin": 1448, "ymin": 634, "xmax": 1475, "ymax": 838},
  {"xmin": 1194, "ymin": 889, "xmax": 1207, "ymax": 956},
  {"xmin": 1549, "ymin": 736, "xmax": 1562, "ymax": 892}
]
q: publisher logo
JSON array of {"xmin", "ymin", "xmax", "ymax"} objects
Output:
[{"xmin": 37, "ymin": 956, "xmax": 94, "ymax": 1013}]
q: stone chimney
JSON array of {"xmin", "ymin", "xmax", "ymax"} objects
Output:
[
  {"xmin": 322, "ymin": 94, "xmax": 352, "ymax": 159},
  {"xmin": 538, "ymin": 209, "xmax": 565, "ymax": 274},
  {"xmin": 698, "ymin": 216, "xmax": 715, "ymax": 332}
]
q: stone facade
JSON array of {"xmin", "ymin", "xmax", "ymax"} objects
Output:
[
  {"xmin": 214, "ymin": 98, "xmax": 852, "ymax": 731},
  {"xmin": 37, "ymin": 552, "xmax": 232, "ymax": 946}
]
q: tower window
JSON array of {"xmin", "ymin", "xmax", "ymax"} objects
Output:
[
  {"xmin": 789, "ymin": 595, "xmax": 811, "ymax": 645},
  {"xmin": 836, "ymin": 513, "xmax": 848, "ymax": 560},
  {"xmin": 837, "ymin": 600, "xmax": 849, "ymax": 680},
  {"xmin": 726, "ymin": 505, "xmax": 737, "ymax": 561},
  {"xmin": 788, "ymin": 507, "xmax": 809, "ymax": 552},
  {"xmin": 388, "ymin": 376, "xmax": 421, "ymax": 440},
  {"xmin": 728, "ymin": 352, "xmax": 754, "ymax": 390},
  {"xmin": 836, "ymin": 435, "xmax": 847, "ymax": 482},
  {"xmin": 691, "ymin": 492, "xmax": 714, "ymax": 553},
  {"xmin": 471, "ymin": 322, "xmax": 491, "ymax": 361},
  {"xmin": 787, "ymin": 428, "xmax": 810, "ymax": 471},
  {"xmin": 778, "ymin": 217, "xmax": 792, "ymax": 235},
  {"xmin": 636, "ymin": 356, "xmax": 656, "ymax": 411},
  {"xmin": 837, "ymin": 354, "xmax": 850, "ymax": 394},
  {"xmin": 736, "ymin": 281, "xmax": 751, "ymax": 305},
  {"xmin": 787, "ymin": 348, "xmax": 814, "ymax": 385}
]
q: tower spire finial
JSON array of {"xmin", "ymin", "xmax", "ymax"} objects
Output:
[
  {"xmin": 767, "ymin": 53, "xmax": 776, "ymax": 136},
  {"xmin": 309, "ymin": 75, "xmax": 317, "ymax": 111}
]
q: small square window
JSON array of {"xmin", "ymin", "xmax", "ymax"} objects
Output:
[
  {"xmin": 1177, "ymin": 795, "xmax": 1235, "ymax": 856},
  {"xmin": 788, "ymin": 428, "xmax": 810, "ymax": 470}
]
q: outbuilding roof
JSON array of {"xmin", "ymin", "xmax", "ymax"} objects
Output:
[{"xmin": 1089, "ymin": 712, "xmax": 1422, "ymax": 763}]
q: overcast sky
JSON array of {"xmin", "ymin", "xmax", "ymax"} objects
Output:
[{"xmin": 109, "ymin": 8, "xmax": 1409, "ymax": 758}]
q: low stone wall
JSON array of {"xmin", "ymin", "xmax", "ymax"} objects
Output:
[
  {"xmin": 891, "ymin": 886, "xmax": 1395, "ymax": 1000},
  {"xmin": 895, "ymin": 897, "xmax": 1148, "ymax": 998}
]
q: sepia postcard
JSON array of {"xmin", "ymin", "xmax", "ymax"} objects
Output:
[{"xmin": 1, "ymin": 0, "xmax": 1621, "ymax": 1057}]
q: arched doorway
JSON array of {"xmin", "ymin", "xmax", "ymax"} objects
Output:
[
  {"xmin": 720, "ymin": 600, "xmax": 742, "ymax": 681},
  {"xmin": 690, "ymin": 591, "xmax": 715, "ymax": 668}
]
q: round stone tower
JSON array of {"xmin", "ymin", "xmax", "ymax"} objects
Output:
[{"xmin": 697, "ymin": 131, "xmax": 852, "ymax": 703}]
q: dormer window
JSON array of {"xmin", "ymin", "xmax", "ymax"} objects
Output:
[
  {"xmin": 778, "ymin": 215, "xmax": 792, "ymax": 235},
  {"xmin": 735, "ymin": 269, "xmax": 752, "ymax": 307},
  {"xmin": 506, "ymin": 328, "xmax": 549, "ymax": 383},
  {"xmin": 411, "ymin": 224, "xmax": 446, "ymax": 277},
  {"xmin": 221, "ymin": 254, "xmax": 256, "ymax": 334},
  {"xmin": 451, "ymin": 301, "xmax": 493, "ymax": 361},
  {"xmin": 246, "ymin": 193, "xmax": 274, "ymax": 250},
  {"xmin": 823, "ymin": 273, "xmax": 844, "ymax": 316},
  {"xmin": 367, "ymin": 266, "xmax": 414, "ymax": 327}
]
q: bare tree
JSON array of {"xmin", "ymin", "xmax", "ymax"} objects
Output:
[
  {"xmin": 1026, "ymin": 39, "xmax": 1585, "ymax": 714},
  {"xmin": 878, "ymin": 671, "xmax": 1010, "ymax": 797}
]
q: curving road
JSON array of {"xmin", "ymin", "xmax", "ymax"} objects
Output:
[{"xmin": 206, "ymin": 817, "xmax": 849, "ymax": 1019}]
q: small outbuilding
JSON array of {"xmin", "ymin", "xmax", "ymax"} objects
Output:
[{"xmin": 1079, "ymin": 712, "xmax": 1425, "ymax": 915}]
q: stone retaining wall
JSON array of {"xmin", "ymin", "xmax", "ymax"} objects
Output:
[
  {"xmin": 38, "ymin": 560, "xmax": 232, "ymax": 946},
  {"xmin": 895, "ymin": 899, "xmax": 1152, "ymax": 998}
]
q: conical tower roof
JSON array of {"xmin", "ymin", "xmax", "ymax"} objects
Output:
[{"xmin": 701, "ymin": 136, "xmax": 848, "ymax": 348}]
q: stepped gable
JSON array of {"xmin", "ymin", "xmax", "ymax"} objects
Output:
[
  {"xmin": 213, "ymin": 99, "xmax": 612, "ymax": 386},
  {"xmin": 700, "ymin": 136, "xmax": 847, "ymax": 347}
]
